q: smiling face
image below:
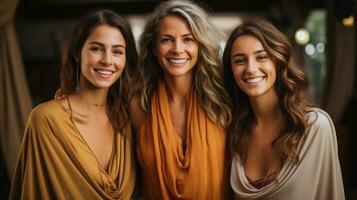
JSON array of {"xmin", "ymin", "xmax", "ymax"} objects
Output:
[
  {"xmin": 231, "ymin": 34, "xmax": 277, "ymax": 99},
  {"xmin": 155, "ymin": 15, "xmax": 198, "ymax": 79},
  {"xmin": 79, "ymin": 24, "xmax": 126, "ymax": 90}
]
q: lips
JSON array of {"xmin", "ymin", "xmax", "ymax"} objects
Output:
[
  {"xmin": 243, "ymin": 76, "xmax": 265, "ymax": 84},
  {"xmin": 167, "ymin": 58, "xmax": 189, "ymax": 64},
  {"xmin": 94, "ymin": 68, "xmax": 115, "ymax": 77}
]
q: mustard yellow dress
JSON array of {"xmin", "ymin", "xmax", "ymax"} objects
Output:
[{"xmin": 9, "ymin": 100, "xmax": 136, "ymax": 200}]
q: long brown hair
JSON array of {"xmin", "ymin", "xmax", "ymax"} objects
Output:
[
  {"xmin": 223, "ymin": 20, "xmax": 310, "ymax": 164},
  {"xmin": 60, "ymin": 9, "xmax": 138, "ymax": 134}
]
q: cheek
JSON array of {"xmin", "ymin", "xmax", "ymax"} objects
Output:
[
  {"xmin": 115, "ymin": 57, "xmax": 126, "ymax": 69},
  {"xmin": 232, "ymin": 68, "xmax": 245, "ymax": 87},
  {"xmin": 154, "ymin": 47, "xmax": 167, "ymax": 67},
  {"xmin": 267, "ymin": 65, "xmax": 277, "ymax": 82},
  {"xmin": 155, "ymin": 44, "xmax": 166, "ymax": 58},
  {"xmin": 82, "ymin": 52, "xmax": 98, "ymax": 66},
  {"xmin": 189, "ymin": 46, "xmax": 198, "ymax": 57},
  {"xmin": 231, "ymin": 67, "xmax": 241, "ymax": 80}
]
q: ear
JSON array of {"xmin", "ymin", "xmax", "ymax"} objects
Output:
[{"xmin": 71, "ymin": 49, "xmax": 80, "ymax": 63}]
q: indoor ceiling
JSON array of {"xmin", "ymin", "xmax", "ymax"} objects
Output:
[{"xmin": 17, "ymin": 0, "xmax": 325, "ymax": 20}]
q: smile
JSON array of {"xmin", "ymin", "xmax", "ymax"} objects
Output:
[
  {"xmin": 94, "ymin": 69, "xmax": 114, "ymax": 75},
  {"xmin": 244, "ymin": 76, "xmax": 265, "ymax": 84},
  {"xmin": 167, "ymin": 58, "xmax": 189, "ymax": 64}
]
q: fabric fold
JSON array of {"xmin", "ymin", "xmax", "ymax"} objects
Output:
[
  {"xmin": 9, "ymin": 100, "xmax": 136, "ymax": 200},
  {"xmin": 137, "ymin": 80, "xmax": 231, "ymax": 200},
  {"xmin": 230, "ymin": 108, "xmax": 345, "ymax": 200}
]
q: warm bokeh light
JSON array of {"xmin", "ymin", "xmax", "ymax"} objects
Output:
[
  {"xmin": 342, "ymin": 15, "xmax": 354, "ymax": 27},
  {"xmin": 295, "ymin": 28, "xmax": 310, "ymax": 45}
]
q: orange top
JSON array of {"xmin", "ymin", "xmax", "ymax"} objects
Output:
[{"xmin": 137, "ymin": 80, "xmax": 231, "ymax": 200}]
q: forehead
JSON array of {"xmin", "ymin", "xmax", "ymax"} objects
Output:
[
  {"xmin": 156, "ymin": 15, "xmax": 193, "ymax": 35},
  {"xmin": 231, "ymin": 34, "xmax": 264, "ymax": 53},
  {"xmin": 86, "ymin": 24, "xmax": 125, "ymax": 44}
]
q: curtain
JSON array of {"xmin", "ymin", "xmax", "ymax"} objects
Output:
[
  {"xmin": 0, "ymin": 0, "xmax": 32, "ymax": 180},
  {"xmin": 281, "ymin": 0, "xmax": 309, "ymax": 68},
  {"xmin": 324, "ymin": 17, "xmax": 355, "ymax": 122}
]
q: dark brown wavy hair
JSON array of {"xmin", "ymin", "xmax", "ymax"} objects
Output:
[
  {"xmin": 60, "ymin": 9, "xmax": 138, "ymax": 134},
  {"xmin": 223, "ymin": 20, "xmax": 310, "ymax": 164}
]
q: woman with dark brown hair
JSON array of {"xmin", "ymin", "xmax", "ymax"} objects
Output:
[
  {"xmin": 10, "ymin": 10, "xmax": 137, "ymax": 199},
  {"xmin": 223, "ymin": 19, "xmax": 344, "ymax": 199}
]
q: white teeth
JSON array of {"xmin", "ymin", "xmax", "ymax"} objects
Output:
[
  {"xmin": 95, "ymin": 69, "xmax": 113, "ymax": 75},
  {"xmin": 168, "ymin": 58, "xmax": 188, "ymax": 64},
  {"xmin": 245, "ymin": 77, "xmax": 264, "ymax": 83}
]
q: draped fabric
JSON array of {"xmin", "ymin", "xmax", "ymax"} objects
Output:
[
  {"xmin": 231, "ymin": 108, "xmax": 345, "ymax": 200},
  {"xmin": 0, "ymin": 0, "xmax": 32, "ymax": 180},
  {"xmin": 324, "ymin": 20, "xmax": 355, "ymax": 122},
  {"xmin": 137, "ymin": 80, "xmax": 231, "ymax": 200},
  {"xmin": 9, "ymin": 100, "xmax": 136, "ymax": 200}
]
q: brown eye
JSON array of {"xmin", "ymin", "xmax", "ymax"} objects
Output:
[
  {"xmin": 90, "ymin": 46, "xmax": 103, "ymax": 52},
  {"xmin": 233, "ymin": 57, "xmax": 246, "ymax": 65},
  {"xmin": 112, "ymin": 48, "xmax": 124, "ymax": 57},
  {"xmin": 160, "ymin": 38, "xmax": 173, "ymax": 43},
  {"xmin": 183, "ymin": 37, "xmax": 195, "ymax": 43},
  {"xmin": 256, "ymin": 53, "xmax": 270, "ymax": 61}
]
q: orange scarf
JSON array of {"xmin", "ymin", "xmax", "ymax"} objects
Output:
[{"xmin": 137, "ymin": 80, "xmax": 231, "ymax": 200}]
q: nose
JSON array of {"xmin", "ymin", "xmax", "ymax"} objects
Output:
[
  {"xmin": 170, "ymin": 39, "xmax": 183, "ymax": 54},
  {"xmin": 100, "ymin": 51, "xmax": 113, "ymax": 66},
  {"xmin": 246, "ymin": 58, "xmax": 258, "ymax": 74}
]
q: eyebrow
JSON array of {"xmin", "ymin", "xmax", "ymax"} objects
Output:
[
  {"xmin": 159, "ymin": 33, "xmax": 194, "ymax": 38},
  {"xmin": 232, "ymin": 49, "xmax": 267, "ymax": 58},
  {"xmin": 89, "ymin": 41, "xmax": 125, "ymax": 48}
]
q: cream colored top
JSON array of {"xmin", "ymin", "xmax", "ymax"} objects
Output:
[
  {"xmin": 231, "ymin": 108, "xmax": 345, "ymax": 200},
  {"xmin": 10, "ymin": 100, "xmax": 136, "ymax": 200}
]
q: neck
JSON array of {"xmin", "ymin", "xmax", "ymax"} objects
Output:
[
  {"xmin": 249, "ymin": 91, "xmax": 281, "ymax": 126},
  {"xmin": 77, "ymin": 87, "xmax": 108, "ymax": 111},
  {"xmin": 249, "ymin": 92, "xmax": 283, "ymax": 142},
  {"xmin": 164, "ymin": 73, "xmax": 193, "ymax": 103}
]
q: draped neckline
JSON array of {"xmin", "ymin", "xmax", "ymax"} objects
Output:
[{"xmin": 54, "ymin": 98, "xmax": 117, "ymax": 175}]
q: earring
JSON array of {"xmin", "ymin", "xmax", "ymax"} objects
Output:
[{"xmin": 75, "ymin": 63, "xmax": 80, "ymax": 94}]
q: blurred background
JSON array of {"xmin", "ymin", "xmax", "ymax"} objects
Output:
[{"xmin": 0, "ymin": 0, "xmax": 355, "ymax": 199}]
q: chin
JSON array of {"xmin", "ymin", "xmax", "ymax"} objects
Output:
[
  {"xmin": 169, "ymin": 67, "xmax": 194, "ymax": 77},
  {"xmin": 92, "ymin": 82, "xmax": 116, "ymax": 89}
]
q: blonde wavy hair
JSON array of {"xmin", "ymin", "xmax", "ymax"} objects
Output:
[
  {"xmin": 131, "ymin": 0, "xmax": 231, "ymax": 127},
  {"xmin": 223, "ymin": 20, "xmax": 311, "ymax": 164}
]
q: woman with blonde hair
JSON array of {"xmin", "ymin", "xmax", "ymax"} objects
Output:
[
  {"xmin": 129, "ymin": 0, "xmax": 232, "ymax": 199},
  {"xmin": 223, "ymin": 19, "xmax": 344, "ymax": 199},
  {"xmin": 10, "ymin": 10, "xmax": 137, "ymax": 199}
]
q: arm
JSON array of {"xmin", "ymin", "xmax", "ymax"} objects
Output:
[{"xmin": 309, "ymin": 109, "xmax": 345, "ymax": 200}]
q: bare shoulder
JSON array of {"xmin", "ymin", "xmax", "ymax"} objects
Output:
[{"xmin": 129, "ymin": 95, "xmax": 146, "ymax": 131}]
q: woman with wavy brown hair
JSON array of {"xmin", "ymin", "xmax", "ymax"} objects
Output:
[
  {"xmin": 10, "ymin": 10, "xmax": 137, "ymax": 199},
  {"xmin": 223, "ymin": 19, "xmax": 344, "ymax": 200},
  {"xmin": 129, "ymin": 0, "xmax": 232, "ymax": 199}
]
